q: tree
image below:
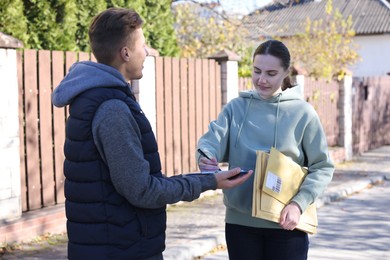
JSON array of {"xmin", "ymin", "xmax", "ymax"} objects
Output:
[
  {"xmin": 22, "ymin": 0, "xmax": 64, "ymax": 50},
  {"xmin": 0, "ymin": 0, "xmax": 29, "ymax": 47},
  {"xmin": 285, "ymin": 0, "xmax": 359, "ymax": 80},
  {"xmin": 74, "ymin": 0, "xmax": 107, "ymax": 51},
  {"xmin": 173, "ymin": 2, "xmax": 250, "ymax": 62},
  {"xmin": 238, "ymin": 45, "xmax": 255, "ymax": 78},
  {"xmin": 53, "ymin": 0, "xmax": 80, "ymax": 51},
  {"xmin": 1, "ymin": 0, "xmax": 178, "ymax": 54},
  {"xmin": 106, "ymin": 0, "xmax": 179, "ymax": 56},
  {"xmin": 138, "ymin": 0, "xmax": 180, "ymax": 56}
]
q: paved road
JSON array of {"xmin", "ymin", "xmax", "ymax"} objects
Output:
[
  {"xmin": 309, "ymin": 180, "xmax": 390, "ymax": 260},
  {"xmin": 164, "ymin": 191, "xmax": 226, "ymax": 260},
  {"xmin": 202, "ymin": 181, "xmax": 390, "ymax": 260}
]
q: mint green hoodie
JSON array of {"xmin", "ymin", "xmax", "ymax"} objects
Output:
[{"xmin": 197, "ymin": 88, "xmax": 334, "ymax": 229}]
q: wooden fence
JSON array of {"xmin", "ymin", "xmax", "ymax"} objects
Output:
[
  {"xmin": 352, "ymin": 76, "xmax": 390, "ymax": 154},
  {"xmin": 154, "ymin": 57, "xmax": 221, "ymax": 177},
  {"xmin": 17, "ymin": 49, "xmax": 221, "ymax": 212},
  {"xmin": 303, "ymin": 77, "xmax": 340, "ymax": 147},
  {"xmin": 238, "ymin": 77, "xmax": 252, "ymax": 91},
  {"xmin": 18, "ymin": 50, "xmax": 94, "ymax": 212}
]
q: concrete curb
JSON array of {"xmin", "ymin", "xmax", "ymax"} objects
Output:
[{"xmin": 316, "ymin": 175, "xmax": 386, "ymax": 208}]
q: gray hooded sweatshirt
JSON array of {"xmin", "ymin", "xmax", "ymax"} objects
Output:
[{"xmin": 197, "ymin": 89, "xmax": 334, "ymax": 229}]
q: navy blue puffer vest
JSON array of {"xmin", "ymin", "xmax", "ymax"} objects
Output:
[{"xmin": 63, "ymin": 87, "xmax": 166, "ymax": 260}]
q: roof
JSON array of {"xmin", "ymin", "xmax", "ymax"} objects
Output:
[{"xmin": 242, "ymin": 0, "xmax": 390, "ymax": 40}]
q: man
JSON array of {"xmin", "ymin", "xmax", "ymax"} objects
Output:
[{"xmin": 52, "ymin": 7, "xmax": 252, "ymax": 260}]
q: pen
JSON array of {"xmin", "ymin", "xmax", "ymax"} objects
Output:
[{"xmin": 197, "ymin": 148, "xmax": 221, "ymax": 171}]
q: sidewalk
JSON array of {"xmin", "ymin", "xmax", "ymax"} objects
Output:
[{"xmin": 2, "ymin": 146, "xmax": 390, "ymax": 260}]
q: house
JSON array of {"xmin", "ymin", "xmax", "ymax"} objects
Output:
[{"xmin": 242, "ymin": 0, "xmax": 390, "ymax": 76}]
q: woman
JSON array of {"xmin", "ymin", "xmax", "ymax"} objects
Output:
[{"xmin": 197, "ymin": 40, "xmax": 334, "ymax": 260}]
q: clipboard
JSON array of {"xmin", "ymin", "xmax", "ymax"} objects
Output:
[{"xmin": 252, "ymin": 147, "xmax": 318, "ymax": 234}]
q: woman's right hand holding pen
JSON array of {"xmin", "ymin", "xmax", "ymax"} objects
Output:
[
  {"xmin": 199, "ymin": 157, "xmax": 220, "ymax": 172},
  {"xmin": 198, "ymin": 148, "xmax": 221, "ymax": 172}
]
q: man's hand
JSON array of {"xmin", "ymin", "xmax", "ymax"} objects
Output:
[
  {"xmin": 279, "ymin": 202, "xmax": 301, "ymax": 230},
  {"xmin": 214, "ymin": 168, "xmax": 253, "ymax": 189}
]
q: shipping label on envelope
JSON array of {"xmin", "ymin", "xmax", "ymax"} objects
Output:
[{"xmin": 262, "ymin": 147, "xmax": 307, "ymax": 204}]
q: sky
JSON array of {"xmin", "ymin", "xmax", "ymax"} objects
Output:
[{"xmin": 210, "ymin": 0, "xmax": 274, "ymax": 14}]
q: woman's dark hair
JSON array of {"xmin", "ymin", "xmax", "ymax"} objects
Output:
[
  {"xmin": 89, "ymin": 8, "xmax": 143, "ymax": 64},
  {"xmin": 253, "ymin": 40, "xmax": 295, "ymax": 90}
]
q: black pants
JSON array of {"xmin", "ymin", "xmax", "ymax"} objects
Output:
[{"xmin": 225, "ymin": 223, "xmax": 309, "ymax": 260}]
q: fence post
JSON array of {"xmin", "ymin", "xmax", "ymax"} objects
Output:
[
  {"xmin": 209, "ymin": 50, "xmax": 240, "ymax": 106},
  {"xmin": 338, "ymin": 75, "xmax": 353, "ymax": 160},
  {"xmin": 294, "ymin": 74, "xmax": 305, "ymax": 99},
  {"xmin": 137, "ymin": 52, "xmax": 158, "ymax": 136},
  {"xmin": 0, "ymin": 33, "xmax": 23, "ymax": 221}
]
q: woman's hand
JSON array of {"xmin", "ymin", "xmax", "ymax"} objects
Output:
[
  {"xmin": 279, "ymin": 202, "xmax": 301, "ymax": 230},
  {"xmin": 199, "ymin": 157, "xmax": 220, "ymax": 172},
  {"xmin": 214, "ymin": 168, "xmax": 253, "ymax": 189}
]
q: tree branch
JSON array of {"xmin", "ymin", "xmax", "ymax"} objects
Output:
[{"xmin": 172, "ymin": 0, "xmax": 242, "ymax": 26}]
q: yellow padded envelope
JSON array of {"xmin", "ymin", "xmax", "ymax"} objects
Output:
[
  {"xmin": 262, "ymin": 147, "xmax": 307, "ymax": 204},
  {"xmin": 252, "ymin": 148, "xmax": 318, "ymax": 234}
]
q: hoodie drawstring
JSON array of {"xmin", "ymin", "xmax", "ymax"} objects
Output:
[
  {"xmin": 234, "ymin": 92, "xmax": 282, "ymax": 149},
  {"xmin": 235, "ymin": 94, "xmax": 253, "ymax": 148},
  {"xmin": 274, "ymin": 93, "xmax": 282, "ymax": 149}
]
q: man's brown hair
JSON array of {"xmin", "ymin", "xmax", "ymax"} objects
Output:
[{"xmin": 89, "ymin": 8, "xmax": 144, "ymax": 64}]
